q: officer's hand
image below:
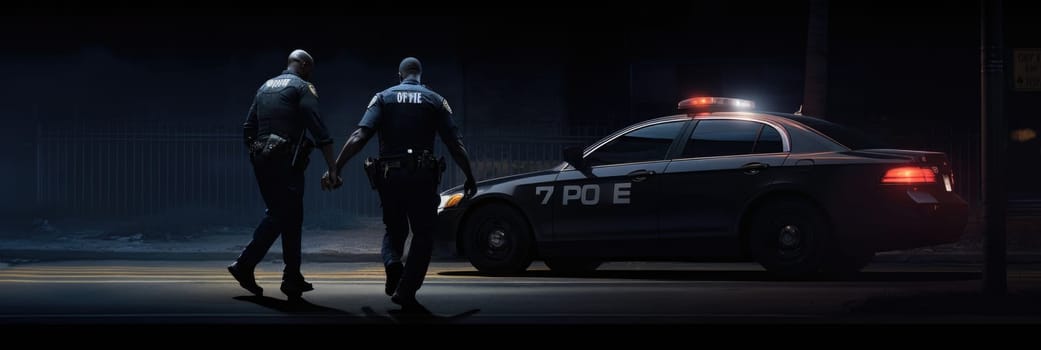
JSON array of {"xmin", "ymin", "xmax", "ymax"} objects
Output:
[
  {"xmin": 321, "ymin": 171, "xmax": 335, "ymax": 191},
  {"xmin": 464, "ymin": 178, "xmax": 477, "ymax": 200},
  {"xmin": 331, "ymin": 171, "xmax": 344, "ymax": 189}
]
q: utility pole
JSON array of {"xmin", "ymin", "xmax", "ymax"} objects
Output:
[
  {"xmin": 981, "ymin": 0, "xmax": 1007, "ymax": 296},
  {"xmin": 802, "ymin": 0, "xmax": 829, "ymax": 117}
]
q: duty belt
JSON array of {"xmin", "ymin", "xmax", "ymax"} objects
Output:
[{"xmin": 363, "ymin": 149, "xmax": 446, "ymax": 188}]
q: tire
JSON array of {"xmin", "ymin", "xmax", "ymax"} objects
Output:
[
  {"xmin": 461, "ymin": 203, "xmax": 534, "ymax": 275},
  {"xmin": 748, "ymin": 199, "xmax": 832, "ymax": 279},
  {"xmin": 544, "ymin": 258, "xmax": 602, "ymax": 274}
]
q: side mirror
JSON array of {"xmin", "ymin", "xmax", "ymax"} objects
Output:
[{"xmin": 563, "ymin": 146, "xmax": 585, "ymax": 169}]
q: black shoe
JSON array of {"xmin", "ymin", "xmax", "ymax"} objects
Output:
[
  {"xmin": 391, "ymin": 292, "xmax": 420, "ymax": 308},
  {"xmin": 385, "ymin": 262, "xmax": 403, "ymax": 296},
  {"xmin": 389, "ymin": 294, "xmax": 430, "ymax": 316},
  {"xmin": 280, "ymin": 277, "xmax": 314, "ymax": 299},
  {"xmin": 227, "ymin": 263, "xmax": 263, "ymax": 296}
]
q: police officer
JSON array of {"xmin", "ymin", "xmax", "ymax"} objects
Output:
[
  {"xmin": 228, "ymin": 49, "xmax": 341, "ymax": 300},
  {"xmin": 322, "ymin": 57, "xmax": 476, "ymax": 308}
]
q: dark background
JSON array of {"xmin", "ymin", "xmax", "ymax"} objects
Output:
[{"xmin": 0, "ymin": 1, "xmax": 1036, "ymax": 232}]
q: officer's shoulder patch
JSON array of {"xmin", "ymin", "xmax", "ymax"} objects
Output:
[
  {"xmin": 442, "ymin": 97, "xmax": 453, "ymax": 114},
  {"xmin": 307, "ymin": 83, "xmax": 318, "ymax": 98},
  {"xmin": 367, "ymin": 94, "xmax": 379, "ymax": 109}
]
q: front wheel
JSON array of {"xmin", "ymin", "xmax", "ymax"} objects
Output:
[
  {"xmin": 749, "ymin": 199, "xmax": 832, "ymax": 279},
  {"xmin": 461, "ymin": 203, "xmax": 534, "ymax": 275}
]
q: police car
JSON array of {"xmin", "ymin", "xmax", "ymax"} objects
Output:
[{"xmin": 435, "ymin": 97, "xmax": 968, "ymax": 278}]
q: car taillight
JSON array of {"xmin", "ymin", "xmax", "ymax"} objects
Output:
[{"xmin": 882, "ymin": 166, "xmax": 937, "ymax": 184}]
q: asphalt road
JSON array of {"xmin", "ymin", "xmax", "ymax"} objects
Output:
[{"xmin": 1, "ymin": 260, "xmax": 1040, "ymax": 325}]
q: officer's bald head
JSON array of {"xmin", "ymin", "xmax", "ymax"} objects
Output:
[
  {"xmin": 398, "ymin": 57, "xmax": 422, "ymax": 81},
  {"xmin": 287, "ymin": 49, "xmax": 315, "ymax": 80}
]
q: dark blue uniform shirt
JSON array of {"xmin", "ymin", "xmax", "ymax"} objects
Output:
[
  {"xmin": 243, "ymin": 70, "xmax": 333, "ymax": 147},
  {"xmin": 357, "ymin": 79, "xmax": 461, "ymax": 156}
]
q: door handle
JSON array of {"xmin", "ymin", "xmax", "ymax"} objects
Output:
[
  {"xmin": 741, "ymin": 162, "xmax": 768, "ymax": 175},
  {"xmin": 627, "ymin": 169, "xmax": 656, "ymax": 182}
]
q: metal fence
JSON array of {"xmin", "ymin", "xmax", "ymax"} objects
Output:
[
  {"xmin": 36, "ymin": 119, "xmax": 268, "ymax": 220},
  {"xmin": 33, "ymin": 119, "xmax": 618, "ymax": 222},
  {"xmin": 35, "ymin": 118, "xmax": 979, "ymax": 222}
]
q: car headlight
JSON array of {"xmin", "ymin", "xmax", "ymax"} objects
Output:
[{"xmin": 438, "ymin": 193, "xmax": 464, "ymax": 211}]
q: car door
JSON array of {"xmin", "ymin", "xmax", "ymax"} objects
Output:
[
  {"xmin": 657, "ymin": 118, "xmax": 790, "ymax": 256},
  {"xmin": 552, "ymin": 119, "xmax": 689, "ymax": 256}
]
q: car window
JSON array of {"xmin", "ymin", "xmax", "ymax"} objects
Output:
[
  {"xmin": 586, "ymin": 121, "xmax": 685, "ymax": 166},
  {"xmin": 681, "ymin": 119, "xmax": 765, "ymax": 158},
  {"xmin": 754, "ymin": 124, "xmax": 783, "ymax": 154}
]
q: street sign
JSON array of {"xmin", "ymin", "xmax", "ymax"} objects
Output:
[{"xmin": 1013, "ymin": 49, "xmax": 1041, "ymax": 91}]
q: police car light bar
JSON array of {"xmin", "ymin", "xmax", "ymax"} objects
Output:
[{"xmin": 677, "ymin": 97, "xmax": 756, "ymax": 111}]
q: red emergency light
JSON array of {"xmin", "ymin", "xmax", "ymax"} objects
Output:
[{"xmin": 678, "ymin": 97, "xmax": 756, "ymax": 112}]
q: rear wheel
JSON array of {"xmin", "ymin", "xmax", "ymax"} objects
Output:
[
  {"xmin": 544, "ymin": 258, "xmax": 602, "ymax": 274},
  {"xmin": 461, "ymin": 203, "xmax": 534, "ymax": 275},
  {"xmin": 749, "ymin": 199, "xmax": 832, "ymax": 279}
]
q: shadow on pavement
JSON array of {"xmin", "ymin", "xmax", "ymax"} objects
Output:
[
  {"xmin": 233, "ymin": 295, "xmax": 351, "ymax": 315},
  {"xmin": 438, "ymin": 269, "xmax": 982, "ymax": 282},
  {"xmin": 233, "ymin": 296, "xmax": 480, "ymax": 324},
  {"xmin": 361, "ymin": 304, "xmax": 481, "ymax": 324}
]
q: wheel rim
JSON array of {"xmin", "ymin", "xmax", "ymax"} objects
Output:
[
  {"xmin": 775, "ymin": 224, "xmax": 806, "ymax": 260},
  {"xmin": 476, "ymin": 218, "xmax": 514, "ymax": 261},
  {"xmin": 488, "ymin": 229, "xmax": 507, "ymax": 249}
]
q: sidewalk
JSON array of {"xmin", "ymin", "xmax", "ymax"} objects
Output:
[
  {"xmin": 0, "ymin": 218, "xmax": 390, "ymax": 264},
  {"xmin": 1, "ymin": 216, "xmax": 1039, "ymax": 264}
]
